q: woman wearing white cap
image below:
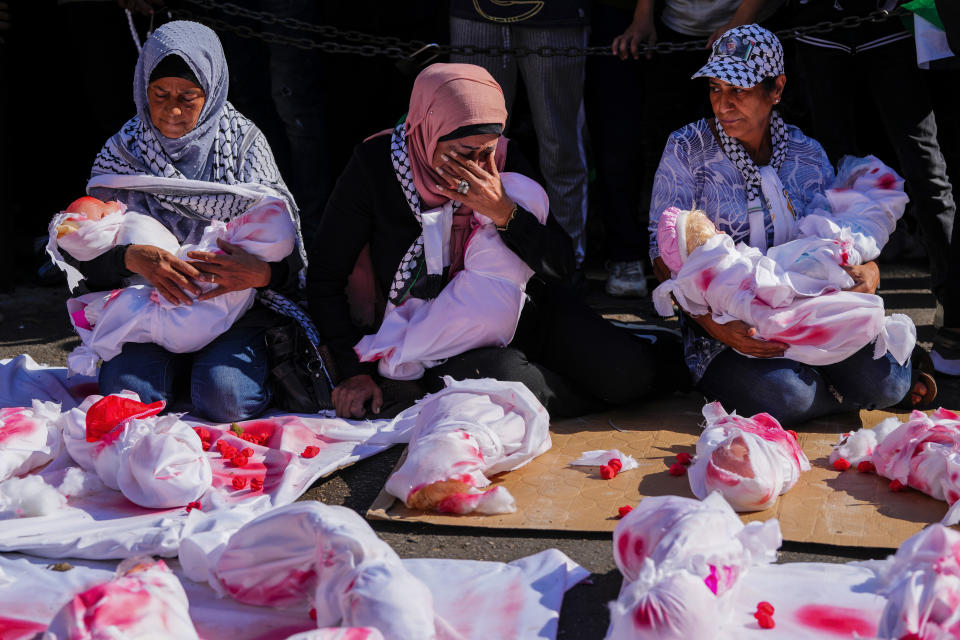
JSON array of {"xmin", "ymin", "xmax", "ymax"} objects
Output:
[{"xmin": 648, "ymin": 24, "xmax": 931, "ymax": 425}]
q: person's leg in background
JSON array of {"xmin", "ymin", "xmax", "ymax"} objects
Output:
[
  {"xmin": 587, "ymin": 2, "xmax": 649, "ymax": 297},
  {"xmin": 793, "ymin": 41, "xmax": 859, "ymax": 162},
  {"xmin": 514, "ymin": 26, "xmax": 590, "ymax": 268},
  {"xmin": 449, "ymin": 17, "xmax": 519, "ymax": 116},
  {"xmin": 190, "ymin": 324, "xmax": 272, "ymax": 423}
]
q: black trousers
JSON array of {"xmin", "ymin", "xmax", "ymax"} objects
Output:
[{"xmin": 415, "ymin": 277, "xmax": 684, "ymax": 418}]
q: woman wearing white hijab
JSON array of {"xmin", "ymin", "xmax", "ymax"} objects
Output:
[{"xmin": 63, "ymin": 21, "xmax": 310, "ymax": 422}]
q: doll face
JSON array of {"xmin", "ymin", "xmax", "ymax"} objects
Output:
[
  {"xmin": 148, "ymin": 76, "xmax": 206, "ymax": 139},
  {"xmin": 711, "ymin": 436, "xmax": 755, "ymax": 479}
]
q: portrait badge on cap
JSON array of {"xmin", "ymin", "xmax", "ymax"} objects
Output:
[{"xmin": 691, "ymin": 24, "xmax": 784, "ymax": 89}]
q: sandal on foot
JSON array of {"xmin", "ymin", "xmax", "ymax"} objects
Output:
[{"xmin": 896, "ymin": 347, "xmax": 938, "ymax": 409}]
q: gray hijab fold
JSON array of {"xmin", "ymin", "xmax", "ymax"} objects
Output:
[{"xmin": 133, "ymin": 20, "xmax": 230, "ymax": 181}]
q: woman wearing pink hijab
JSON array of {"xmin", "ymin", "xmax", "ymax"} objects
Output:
[{"xmin": 307, "ymin": 63, "xmax": 689, "ymax": 419}]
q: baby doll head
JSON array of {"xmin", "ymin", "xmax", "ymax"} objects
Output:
[
  {"xmin": 657, "ymin": 207, "xmax": 719, "ymax": 273},
  {"xmin": 64, "ymin": 196, "xmax": 124, "ymax": 220}
]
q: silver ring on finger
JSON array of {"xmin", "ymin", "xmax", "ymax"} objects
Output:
[{"xmin": 457, "ymin": 179, "xmax": 470, "ymax": 195}]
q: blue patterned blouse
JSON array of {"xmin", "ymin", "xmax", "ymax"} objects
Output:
[{"xmin": 649, "ymin": 118, "xmax": 835, "ymax": 382}]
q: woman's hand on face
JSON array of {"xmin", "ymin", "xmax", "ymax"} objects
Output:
[
  {"xmin": 842, "ymin": 261, "xmax": 880, "ymax": 295},
  {"xmin": 186, "ymin": 238, "xmax": 272, "ymax": 301},
  {"xmin": 125, "ymin": 244, "xmax": 203, "ymax": 306},
  {"xmin": 695, "ymin": 315, "xmax": 788, "ymax": 358},
  {"xmin": 612, "ymin": 17, "xmax": 657, "ymax": 60},
  {"xmin": 435, "ymin": 151, "xmax": 515, "ymax": 227},
  {"xmin": 332, "ymin": 374, "xmax": 383, "ymax": 418}
]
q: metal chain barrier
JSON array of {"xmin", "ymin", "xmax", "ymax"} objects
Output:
[{"xmin": 176, "ymin": 0, "xmax": 905, "ymax": 59}]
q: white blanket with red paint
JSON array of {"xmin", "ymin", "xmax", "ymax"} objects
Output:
[
  {"xmin": 383, "ymin": 377, "xmax": 551, "ymax": 514},
  {"xmin": 354, "ymin": 173, "xmax": 548, "ymax": 381},
  {"xmin": 63, "ymin": 198, "xmax": 296, "ymax": 375},
  {"xmin": 652, "ymin": 157, "xmax": 915, "ymax": 367},
  {"xmin": 607, "ymin": 493, "xmax": 889, "ymax": 639},
  {"xmin": 0, "ymin": 546, "xmax": 587, "ymax": 640},
  {"xmin": 829, "ymin": 408, "xmax": 960, "ymax": 526},
  {"xmin": 687, "ymin": 402, "xmax": 811, "ymax": 512}
]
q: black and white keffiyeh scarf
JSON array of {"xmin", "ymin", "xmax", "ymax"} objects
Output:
[
  {"xmin": 388, "ymin": 123, "xmax": 460, "ymax": 305},
  {"xmin": 716, "ymin": 109, "xmax": 789, "ymax": 209}
]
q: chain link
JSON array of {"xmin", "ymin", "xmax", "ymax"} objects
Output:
[{"xmin": 176, "ymin": 0, "xmax": 904, "ymax": 59}]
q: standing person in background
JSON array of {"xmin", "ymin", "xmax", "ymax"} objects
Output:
[
  {"xmin": 792, "ymin": 0, "xmax": 958, "ymax": 376},
  {"xmin": 605, "ymin": 0, "xmax": 781, "ymax": 296},
  {"xmin": 449, "ymin": 0, "xmax": 592, "ymax": 272}
]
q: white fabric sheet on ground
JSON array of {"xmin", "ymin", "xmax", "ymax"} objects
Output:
[{"xmin": 0, "ymin": 548, "xmax": 587, "ymax": 640}]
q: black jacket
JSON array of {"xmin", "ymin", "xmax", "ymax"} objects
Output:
[{"xmin": 306, "ymin": 133, "xmax": 574, "ymax": 379}]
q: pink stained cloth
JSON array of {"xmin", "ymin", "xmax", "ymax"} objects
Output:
[{"xmin": 404, "ymin": 63, "xmax": 508, "ymax": 211}]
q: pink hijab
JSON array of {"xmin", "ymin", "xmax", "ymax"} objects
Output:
[{"xmin": 405, "ymin": 63, "xmax": 509, "ymax": 210}]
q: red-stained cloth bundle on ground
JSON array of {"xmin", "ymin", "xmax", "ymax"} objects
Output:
[
  {"xmin": 830, "ymin": 408, "xmax": 960, "ymax": 525},
  {"xmin": 688, "ymin": 402, "xmax": 810, "ymax": 512},
  {"xmin": 607, "ymin": 493, "xmax": 781, "ymax": 639},
  {"xmin": 43, "ymin": 556, "xmax": 199, "ymax": 639}
]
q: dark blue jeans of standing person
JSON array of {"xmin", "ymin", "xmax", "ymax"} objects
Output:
[
  {"xmin": 98, "ymin": 324, "xmax": 271, "ymax": 423},
  {"xmin": 697, "ymin": 344, "xmax": 911, "ymax": 426}
]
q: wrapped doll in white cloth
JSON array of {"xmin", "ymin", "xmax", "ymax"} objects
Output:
[
  {"xmin": 201, "ymin": 502, "xmax": 437, "ymax": 638},
  {"xmin": 688, "ymin": 402, "xmax": 810, "ymax": 512},
  {"xmin": 0, "ymin": 400, "xmax": 62, "ymax": 482},
  {"xmin": 830, "ymin": 408, "xmax": 960, "ymax": 525},
  {"xmin": 353, "ymin": 172, "xmax": 549, "ymax": 380},
  {"xmin": 43, "ymin": 556, "xmax": 199, "ymax": 640},
  {"xmin": 49, "ymin": 195, "xmax": 296, "ymax": 375},
  {"xmin": 384, "ymin": 377, "xmax": 551, "ymax": 514},
  {"xmin": 607, "ymin": 493, "xmax": 781, "ymax": 640},
  {"xmin": 60, "ymin": 392, "xmax": 211, "ymax": 508},
  {"xmin": 652, "ymin": 156, "xmax": 916, "ymax": 367},
  {"xmin": 872, "ymin": 524, "xmax": 960, "ymax": 640}
]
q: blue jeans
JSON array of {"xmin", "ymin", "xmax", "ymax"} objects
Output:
[
  {"xmin": 697, "ymin": 344, "xmax": 911, "ymax": 426},
  {"xmin": 99, "ymin": 324, "xmax": 271, "ymax": 423}
]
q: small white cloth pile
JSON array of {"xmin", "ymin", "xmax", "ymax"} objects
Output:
[
  {"xmin": 830, "ymin": 408, "xmax": 960, "ymax": 525},
  {"xmin": 606, "ymin": 493, "xmax": 781, "ymax": 639},
  {"xmin": 61, "ymin": 392, "xmax": 211, "ymax": 509},
  {"xmin": 354, "ymin": 173, "xmax": 549, "ymax": 380},
  {"xmin": 182, "ymin": 501, "xmax": 439, "ymax": 639},
  {"xmin": 871, "ymin": 524, "xmax": 960, "ymax": 639},
  {"xmin": 384, "ymin": 377, "xmax": 551, "ymax": 514},
  {"xmin": 688, "ymin": 402, "xmax": 810, "ymax": 512},
  {"xmin": 47, "ymin": 196, "xmax": 296, "ymax": 375},
  {"xmin": 43, "ymin": 556, "xmax": 199, "ymax": 639},
  {"xmin": 653, "ymin": 155, "xmax": 915, "ymax": 366}
]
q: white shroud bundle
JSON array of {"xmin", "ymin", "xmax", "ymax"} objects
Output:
[
  {"xmin": 606, "ymin": 493, "xmax": 781, "ymax": 640},
  {"xmin": 60, "ymin": 392, "xmax": 211, "ymax": 508},
  {"xmin": 354, "ymin": 172, "xmax": 549, "ymax": 380},
  {"xmin": 831, "ymin": 408, "xmax": 960, "ymax": 525},
  {"xmin": 183, "ymin": 501, "xmax": 439, "ymax": 639},
  {"xmin": 688, "ymin": 402, "xmax": 810, "ymax": 512},
  {"xmin": 653, "ymin": 156, "xmax": 915, "ymax": 366},
  {"xmin": 49, "ymin": 197, "xmax": 296, "ymax": 375},
  {"xmin": 384, "ymin": 377, "xmax": 551, "ymax": 515},
  {"xmin": 43, "ymin": 556, "xmax": 200, "ymax": 640},
  {"xmin": 0, "ymin": 400, "xmax": 62, "ymax": 482}
]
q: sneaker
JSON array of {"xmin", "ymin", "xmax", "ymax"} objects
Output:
[
  {"xmin": 931, "ymin": 329, "xmax": 960, "ymax": 377},
  {"xmin": 605, "ymin": 260, "xmax": 649, "ymax": 298}
]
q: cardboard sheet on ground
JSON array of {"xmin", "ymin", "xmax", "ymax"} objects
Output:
[
  {"xmin": 0, "ymin": 356, "xmax": 411, "ymax": 559},
  {"xmin": 368, "ymin": 395, "xmax": 952, "ymax": 548},
  {"xmin": 0, "ymin": 549, "xmax": 587, "ymax": 640}
]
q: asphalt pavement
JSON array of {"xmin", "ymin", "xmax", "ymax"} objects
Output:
[{"xmin": 0, "ymin": 257, "xmax": 956, "ymax": 638}]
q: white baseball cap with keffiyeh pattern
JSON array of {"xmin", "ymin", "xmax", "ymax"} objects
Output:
[{"xmin": 691, "ymin": 24, "xmax": 784, "ymax": 88}]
